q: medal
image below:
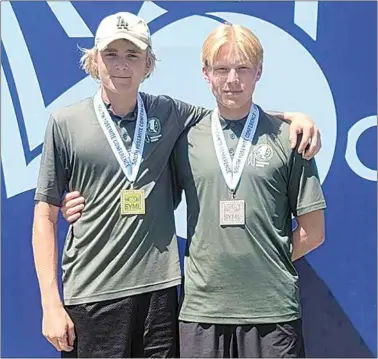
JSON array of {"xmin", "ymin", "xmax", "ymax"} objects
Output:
[
  {"xmin": 211, "ymin": 105, "xmax": 259, "ymax": 226},
  {"xmin": 120, "ymin": 189, "xmax": 146, "ymax": 215},
  {"xmin": 94, "ymin": 90, "xmax": 148, "ymax": 215},
  {"xmin": 220, "ymin": 199, "xmax": 245, "ymax": 226}
]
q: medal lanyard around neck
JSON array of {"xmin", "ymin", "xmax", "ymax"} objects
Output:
[
  {"xmin": 93, "ymin": 90, "xmax": 147, "ymax": 184},
  {"xmin": 211, "ymin": 104, "xmax": 259, "ymax": 192}
]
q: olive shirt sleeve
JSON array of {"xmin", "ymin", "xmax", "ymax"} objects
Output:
[
  {"xmin": 172, "ymin": 99, "xmax": 211, "ymax": 131},
  {"xmin": 168, "ymin": 152, "xmax": 183, "ymax": 210},
  {"xmin": 287, "ymin": 144, "xmax": 327, "ymax": 217},
  {"xmin": 34, "ymin": 115, "xmax": 70, "ymax": 207},
  {"xmin": 168, "ymin": 99, "xmax": 210, "ymax": 209}
]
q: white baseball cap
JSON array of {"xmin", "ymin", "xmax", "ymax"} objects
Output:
[{"xmin": 95, "ymin": 12, "xmax": 151, "ymax": 51}]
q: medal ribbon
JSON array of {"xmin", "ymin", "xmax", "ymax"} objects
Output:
[
  {"xmin": 211, "ymin": 104, "xmax": 259, "ymax": 192},
  {"xmin": 93, "ymin": 90, "xmax": 147, "ymax": 183}
]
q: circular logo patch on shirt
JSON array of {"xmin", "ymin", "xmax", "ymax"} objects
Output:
[{"xmin": 254, "ymin": 144, "xmax": 274, "ymax": 162}]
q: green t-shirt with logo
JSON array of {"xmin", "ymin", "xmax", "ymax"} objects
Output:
[
  {"xmin": 173, "ymin": 106, "xmax": 326, "ymax": 324},
  {"xmin": 35, "ymin": 93, "xmax": 209, "ymax": 305}
]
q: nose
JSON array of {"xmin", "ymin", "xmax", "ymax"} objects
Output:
[
  {"xmin": 227, "ymin": 68, "xmax": 239, "ymax": 83},
  {"xmin": 116, "ymin": 61, "xmax": 129, "ymax": 72}
]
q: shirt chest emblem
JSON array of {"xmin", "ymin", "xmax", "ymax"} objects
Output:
[
  {"xmin": 248, "ymin": 144, "xmax": 274, "ymax": 167},
  {"xmin": 146, "ymin": 117, "xmax": 162, "ymax": 143}
]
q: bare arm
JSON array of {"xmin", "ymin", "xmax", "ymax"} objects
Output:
[
  {"xmin": 292, "ymin": 209, "xmax": 325, "ymax": 261},
  {"xmin": 32, "ymin": 201, "xmax": 61, "ymax": 308},
  {"xmin": 32, "ymin": 201, "xmax": 75, "ymax": 352}
]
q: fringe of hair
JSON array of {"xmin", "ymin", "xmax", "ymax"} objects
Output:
[{"xmin": 77, "ymin": 45, "xmax": 157, "ymax": 81}]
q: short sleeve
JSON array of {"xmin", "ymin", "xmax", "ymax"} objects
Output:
[
  {"xmin": 169, "ymin": 152, "xmax": 183, "ymax": 210},
  {"xmin": 172, "ymin": 99, "xmax": 210, "ymax": 132},
  {"xmin": 34, "ymin": 115, "xmax": 70, "ymax": 206},
  {"xmin": 288, "ymin": 150, "xmax": 327, "ymax": 217}
]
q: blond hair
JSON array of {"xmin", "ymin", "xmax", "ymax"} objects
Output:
[
  {"xmin": 201, "ymin": 23, "xmax": 263, "ymax": 68},
  {"xmin": 78, "ymin": 45, "xmax": 157, "ymax": 81}
]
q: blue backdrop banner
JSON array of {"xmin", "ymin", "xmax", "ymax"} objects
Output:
[{"xmin": 1, "ymin": 1, "xmax": 376, "ymax": 357}]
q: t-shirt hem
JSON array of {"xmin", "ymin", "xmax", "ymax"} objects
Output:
[
  {"xmin": 178, "ymin": 311, "xmax": 301, "ymax": 325},
  {"xmin": 296, "ymin": 201, "xmax": 327, "ymax": 217},
  {"xmin": 34, "ymin": 192, "xmax": 61, "ymax": 207},
  {"xmin": 64, "ymin": 277, "xmax": 181, "ymax": 305}
]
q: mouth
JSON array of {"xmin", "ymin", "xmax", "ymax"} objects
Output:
[
  {"xmin": 112, "ymin": 76, "xmax": 131, "ymax": 79},
  {"xmin": 224, "ymin": 90, "xmax": 242, "ymax": 95}
]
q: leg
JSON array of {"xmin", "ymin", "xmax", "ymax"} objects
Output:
[
  {"xmin": 233, "ymin": 324, "xmax": 261, "ymax": 358},
  {"xmin": 235, "ymin": 320, "xmax": 305, "ymax": 358},
  {"xmin": 132, "ymin": 287, "xmax": 179, "ymax": 358},
  {"xmin": 179, "ymin": 321, "xmax": 233, "ymax": 358},
  {"xmin": 63, "ymin": 296, "xmax": 138, "ymax": 358}
]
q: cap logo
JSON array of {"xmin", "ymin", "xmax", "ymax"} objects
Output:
[{"xmin": 117, "ymin": 16, "xmax": 129, "ymax": 30}]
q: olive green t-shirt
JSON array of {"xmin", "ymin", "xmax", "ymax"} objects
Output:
[
  {"xmin": 173, "ymin": 107, "xmax": 326, "ymax": 324},
  {"xmin": 35, "ymin": 93, "xmax": 209, "ymax": 305}
]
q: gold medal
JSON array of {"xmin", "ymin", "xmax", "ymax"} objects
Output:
[
  {"xmin": 120, "ymin": 189, "xmax": 145, "ymax": 215},
  {"xmin": 219, "ymin": 199, "xmax": 245, "ymax": 226}
]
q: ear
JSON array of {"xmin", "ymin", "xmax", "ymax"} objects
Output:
[
  {"xmin": 202, "ymin": 66, "xmax": 211, "ymax": 83},
  {"xmin": 146, "ymin": 52, "xmax": 151, "ymax": 68},
  {"xmin": 256, "ymin": 63, "xmax": 263, "ymax": 82},
  {"xmin": 145, "ymin": 60, "xmax": 151, "ymax": 74}
]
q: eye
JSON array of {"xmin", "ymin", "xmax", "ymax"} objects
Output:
[
  {"xmin": 127, "ymin": 54, "xmax": 138, "ymax": 59},
  {"xmin": 105, "ymin": 53, "xmax": 116, "ymax": 57}
]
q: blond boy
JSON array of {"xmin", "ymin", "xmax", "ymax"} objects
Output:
[{"xmin": 174, "ymin": 24, "xmax": 326, "ymax": 358}]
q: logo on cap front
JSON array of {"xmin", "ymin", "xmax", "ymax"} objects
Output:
[{"xmin": 117, "ymin": 16, "xmax": 129, "ymax": 30}]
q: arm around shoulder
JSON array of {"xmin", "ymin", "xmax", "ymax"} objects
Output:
[
  {"xmin": 266, "ymin": 110, "xmax": 321, "ymax": 159},
  {"xmin": 172, "ymin": 98, "xmax": 210, "ymax": 131}
]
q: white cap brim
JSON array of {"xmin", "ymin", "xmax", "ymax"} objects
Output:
[{"xmin": 97, "ymin": 33, "xmax": 148, "ymax": 51}]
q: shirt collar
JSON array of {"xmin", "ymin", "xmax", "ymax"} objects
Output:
[
  {"xmin": 104, "ymin": 101, "xmax": 137, "ymax": 124},
  {"xmin": 218, "ymin": 115, "xmax": 248, "ymax": 130}
]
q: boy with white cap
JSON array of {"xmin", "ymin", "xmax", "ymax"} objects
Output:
[{"xmin": 33, "ymin": 12, "xmax": 321, "ymax": 358}]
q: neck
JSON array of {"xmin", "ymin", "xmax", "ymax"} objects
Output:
[
  {"xmin": 101, "ymin": 86, "xmax": 138, "ymax": 117},
  {"xmin": 217, "ymin": 99, "xmax": 253, "ymax": 120}
]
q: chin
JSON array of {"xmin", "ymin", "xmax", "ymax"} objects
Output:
[
  {"xmin": 222, "ymin": 99, "xmax": 242, "ymax": 108},
  {"xmin": 112, "ymin": 84, "xmax": 133, "ymax": 93},
  {"xmin": 225, "ymin": 96, "xmax": 252, "ymax": 108}
]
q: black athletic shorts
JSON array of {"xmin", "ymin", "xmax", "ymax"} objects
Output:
[
  {"xmin": 179, "ymin": 319, "xmax": 305, "ymax": 358},
  {"xmin": 61, "ymin": 287, "xmax": 179, "ymax": 358}
]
